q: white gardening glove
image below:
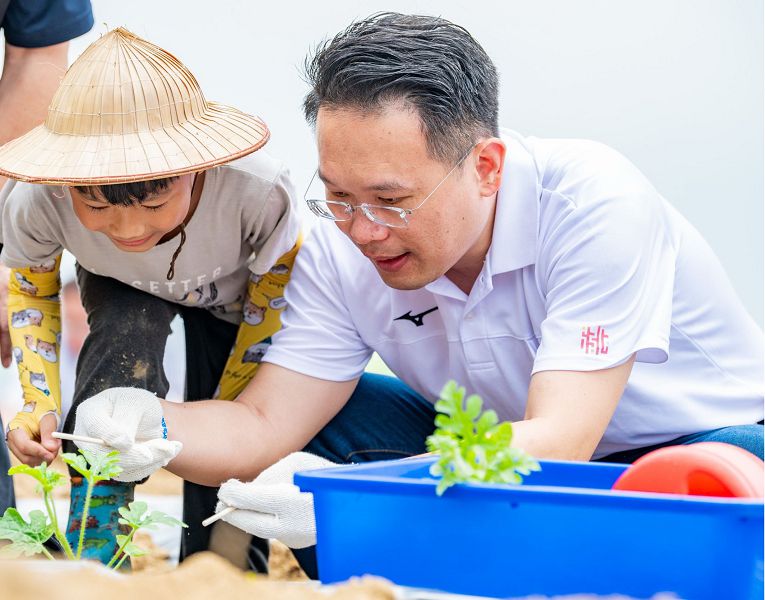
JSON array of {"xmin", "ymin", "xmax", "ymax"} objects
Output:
[
  {"xmin": 216, "ymin": 451, "xmax": 336, "ymax": 549},
  {"xmin": 73, "ymin": 387, "xmax": 182, "ymax": 482}
]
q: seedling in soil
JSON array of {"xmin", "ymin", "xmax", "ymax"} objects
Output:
[
  {"xmin": 426, "ymin": 380, "xmax": 541, "ymax": 495},
  {"xmin": 0, "ymin": 448, "xmax": 186, "ymax": 568},
  {"xmin": 61, "ymin": 448, "xmax": 123, "ymax": 559},
  {"xmin": 5, "ymin": 461, "xmax": 74, "ymax": 559},
  {"xmin": 107, "ymin": 501, "xmax": 186, "ymax": 569}
]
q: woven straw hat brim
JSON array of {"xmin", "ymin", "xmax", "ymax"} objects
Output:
[{"xmin": 0, "ymin": 102, "xmax": 269, "ymax": 185}]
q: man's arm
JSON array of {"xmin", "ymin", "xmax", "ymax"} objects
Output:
[
  {"xmin": 0, "ymin": 42, "xmax": 69, "ymax": 365},
  {"xmin": 0, "ymin": 42, "xmax": 68, "ymax": 191},
  {"xmin": 510, "ymin": 355, "xmax": 636, "ymax": 461},
  {"xmin": 163, "ymin": 362, "xmax": 358, "ymax": 486}
]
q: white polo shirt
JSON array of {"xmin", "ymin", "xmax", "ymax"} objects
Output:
[{"xmin": 265, "ymin": 130, "xmax": 763, "ymax": 458}]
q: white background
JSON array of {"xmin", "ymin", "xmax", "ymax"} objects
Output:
[{"xmin": 4, "ymin": 0, "xmax": 764, "ymax": 324}]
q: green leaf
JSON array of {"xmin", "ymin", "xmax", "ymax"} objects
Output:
[
  {"xmin": 114, "ymin": 534, "xmax": 147, "ymax": 557},
  {"xmin": 424, "ymin": 380, "xmax": 541, "ymax": 495},
  {"xmin": 61, "ymin": 452, "xmax": 89, "ymax": 478},
  {"xmin": 117, "ymin": 502, "xmax": 187, "ymax": 530},
  {"xmin": 81, "ymin": 448, "xmax": 123, "ymax": 482},
  {"xmin": 465, "ymin": 394, "xmax": 483, "ymax": 420},
  {"xmin": 0, "ymin": 508, "xmax": 54, "ymax": 557},
  {"xmin": 142, "ymin": 510, "xmax": 187, "ymax": 530},
  {"xmin": 62, "ymin": 448, "xmax": 123, "ymax": 483},
  {"xmin": 118, "ymin": 501, "xmax": 148, "ymax": 527},
  {"xmin": 122, "ymin": 541, "xmax": 147, "ymax": 557},
  {"xmin": 8, "ymin": 462, "xmax": 64, "ymax": 495}
]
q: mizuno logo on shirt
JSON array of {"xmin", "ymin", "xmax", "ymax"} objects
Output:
[{"xmin": 394, "ymin": 306, "xmax": 439, "ymax": 327}]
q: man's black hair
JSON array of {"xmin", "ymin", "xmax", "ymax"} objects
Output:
[{"xmin": 303, "ymin": 12, "xmax": 499, "ymax": 164}]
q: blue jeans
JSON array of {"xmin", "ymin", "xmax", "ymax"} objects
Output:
[
  {"xmin": 595, "ymin": 421, "xmax": 764, "ymax": 464},
  {"xmin": 293, "ymin": 373, "xmax": 764, "ymax": 579}
]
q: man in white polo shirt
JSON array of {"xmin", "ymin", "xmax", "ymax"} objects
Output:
[{"xmin": 71, "ymin": 12, "xmax": 763, "ymax": 577}]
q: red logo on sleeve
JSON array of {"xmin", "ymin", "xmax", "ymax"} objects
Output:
[{"xmin": 580, "ymin": 326, "xmax": 609, "ymax": 355}]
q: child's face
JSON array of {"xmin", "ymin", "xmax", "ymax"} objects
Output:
[{"xmin": 70, "ymin": 174, "xmax": 196, "ymax": 252}]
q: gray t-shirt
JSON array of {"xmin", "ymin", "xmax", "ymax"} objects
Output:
[{"xmin": 0, "ymin": 152, "xmax": 300, "ymax": 324}]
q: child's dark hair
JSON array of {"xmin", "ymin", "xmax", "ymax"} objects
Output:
[{"xmin": 73, "ymin": 177, "xmax": 177, "ymax": 205}]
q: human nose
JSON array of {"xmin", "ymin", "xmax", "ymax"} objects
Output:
[
  {"xmin": 344, "ymin": 207, "xmax": 388, "ymax": 245},
  {"xmin": 109, "ymin": 207, "xmax": 145, "ymax": 239}
]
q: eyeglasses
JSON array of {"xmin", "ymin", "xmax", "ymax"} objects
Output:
[{"xmin": 304, "ymin": 145, "xmax": 475, "ymax": 228}]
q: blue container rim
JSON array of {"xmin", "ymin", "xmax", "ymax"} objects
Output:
[{"xmin": 295, "ymin": 457, "xmax": 765, "ymax": 515}]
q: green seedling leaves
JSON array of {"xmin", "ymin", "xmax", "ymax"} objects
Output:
[
  {"xmin": 118, "ymin": 501, "xmax": 148, "ymax": 528},
  {"xmin": 60, "ymin": 452, "xmax": 88, "ymax": 478},
  {"xmin": 0, "ymin": 509, "xmax": 54, "ymax": 557},
  {"xmin": 142, "ymin": 511, "xmax": 187, "ymax": 530},
  {"xmin": 426, "ymin": 380, "xmax": 541, "ymax": 495},
  {"xmin": 8, "ymin": 462, "xmax": 64, "ymax": 495},
  {"xmin": 7, "ymin": 448, "xmax": 182, "ymax": 563},
  {"xmin": 61, "ymin": 448, "xmax": 122, "ymax": 482},
  {"xmin": 114, "ymin": 534, "xmax": 147, "ymax": 558},
  {"xmin": 118, "ymin": 501, "xmax": 187, "ymax": 531}
]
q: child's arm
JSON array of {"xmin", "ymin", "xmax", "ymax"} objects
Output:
[
  {"xmin": 5, "ymin": 256, "xmax": 63, "ymax": 464},
  {"xmin": 215, "ymin": 236, "xmax": 302, "ymax": 400}
]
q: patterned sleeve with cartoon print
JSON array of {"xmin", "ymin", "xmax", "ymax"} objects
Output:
[
  {"xmin": 214, "ymin": 236, "xmax": 302, "ymax": 400},
  {"xmin": 6, "ymin": 255, "xmax": 63, "ymax": 439}
]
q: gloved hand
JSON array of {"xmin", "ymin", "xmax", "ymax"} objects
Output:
[
  {"xmin": 73, "ymin": 387, "xmax": 182, "ymax": 482},
  {"xmin": 216, "ymin": 451, "xmax": 336, "ymax": 549}
]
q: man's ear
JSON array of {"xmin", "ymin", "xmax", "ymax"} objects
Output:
[{"xmin": 474, "ymin": 138, "xmax": 506, "ymax": 197}]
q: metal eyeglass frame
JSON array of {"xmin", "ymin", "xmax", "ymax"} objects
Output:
[{"xmin": 304, "ymin": 145, "xmax": 475, "ymax": 229}]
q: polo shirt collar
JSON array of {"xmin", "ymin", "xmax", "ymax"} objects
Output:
[{"xmin": 487, "ymin": 129, "xmax": 541, "ymax": 276}]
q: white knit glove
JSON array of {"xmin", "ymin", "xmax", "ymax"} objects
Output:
[
  {"xmin": 73, "ymin": 387, "xmax": 182, "ymax": 482},
  {"xmin": 216, "ymin": 452, "xmax": 335, "ymax": 549}
]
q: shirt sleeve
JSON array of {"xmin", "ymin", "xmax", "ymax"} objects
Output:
[
  {"xmin": 6, "ymin": 258, "xmax": 63, "ymax": 439},
  {"xmin": 0, "ymin": 181, "xmax": 63, "ymax": 268},
  {"xmin": 263, "ymin": 224, "xmax": 373, "ymax": 381},
  {"xmin": 2, "ymin": 0, "xmax": 94, "ymax": 48},
  {"xmin": 532, "ymin": 179, "xmax": 677, "ymax": 374},
  {"xmin": 245, "ymin": 165, "xmax": 301, "ymax": 275}
]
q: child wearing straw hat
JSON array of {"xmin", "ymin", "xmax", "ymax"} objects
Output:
[{"xmin": 0, "ymin": 28, "xmax": 299, "ymax": 568}]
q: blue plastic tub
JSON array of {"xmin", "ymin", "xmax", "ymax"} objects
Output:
[{"xmin": 295, "ymin": 457, "xmax": 764, "ymax": 599}]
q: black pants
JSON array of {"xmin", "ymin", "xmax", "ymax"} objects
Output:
[{"xmin": 62, "ymin": 267, "xmax": 269, "ymax": 572}]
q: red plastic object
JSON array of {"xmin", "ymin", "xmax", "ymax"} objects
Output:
[{"xmin": 612, "ymin": 442, "xmax": 764, "ymax": 498}]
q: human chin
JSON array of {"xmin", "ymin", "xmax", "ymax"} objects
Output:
[{"xmin": 373, "ymin": 257, "xmax": 439, "ymax": 290}]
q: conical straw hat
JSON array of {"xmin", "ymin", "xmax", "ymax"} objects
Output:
[{"xmin": 0, "ymin": 28, "xmax": 269, "ymax": 184}]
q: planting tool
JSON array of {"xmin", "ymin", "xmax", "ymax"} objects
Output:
[
  {"xmin": 52, "ymin": 432, "xmax": 107, "ymax": 446},
  {"xmin": 202, "ymin": 506, "xmax": 236, "ymax": 527}
]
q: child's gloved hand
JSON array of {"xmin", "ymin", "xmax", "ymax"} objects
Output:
[
  {"xmin": 216, "ymin": 451, "xmax": 336, "ymax": 549},
  {"xmin": 73, "ymin": 387, "xmax": 182, "ymax": 481}
]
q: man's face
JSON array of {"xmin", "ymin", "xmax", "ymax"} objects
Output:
[
  {"xmin": 70, "ymin": 174, "xmax": 195, "ymax": 252},
  {"xmin": 316, "ymin": 105, "xmax": 498, "ymax": 291}
]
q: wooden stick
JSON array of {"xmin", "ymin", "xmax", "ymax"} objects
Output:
[
  {"xmin": 51, "ymin": 431, "xmax": 107, "ymax": 446},
  {"xmin": 202, "ymin": 506, "xmax": 236, "ymax": 527}
]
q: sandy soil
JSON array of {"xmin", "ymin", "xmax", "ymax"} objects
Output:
[{"xmin": 0, "ymin": 551, "xmax": 395, "ymax": 600}]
